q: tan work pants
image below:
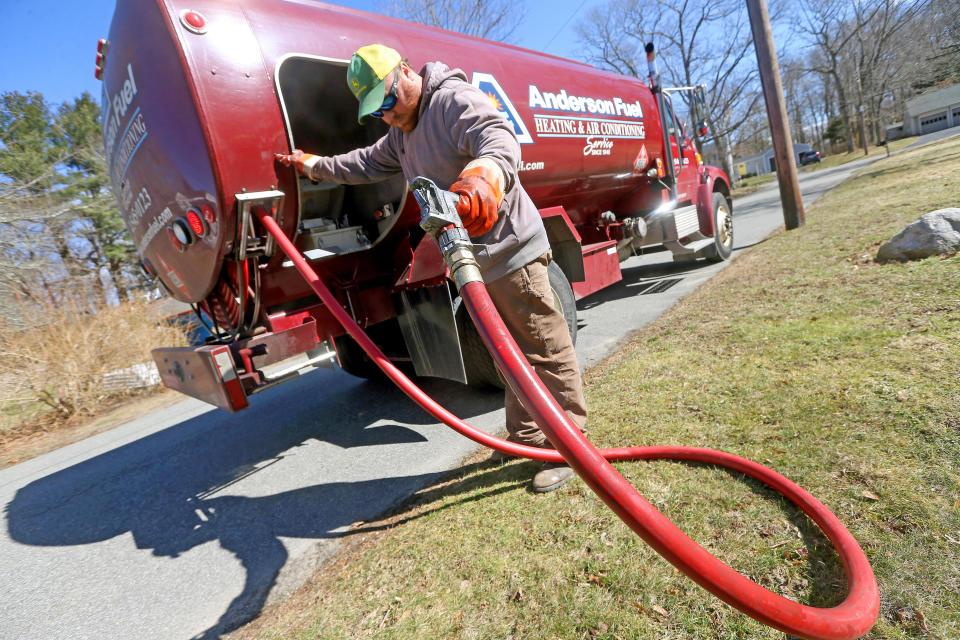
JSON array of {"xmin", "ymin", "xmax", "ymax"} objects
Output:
[{"xmin": 484, "ymin": 252, "xmax": 588, "ymax": 447}]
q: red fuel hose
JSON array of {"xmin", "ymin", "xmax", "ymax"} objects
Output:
[{"xmin": 255, "ymin": 208, "xmax": 879, "ymax": 640}]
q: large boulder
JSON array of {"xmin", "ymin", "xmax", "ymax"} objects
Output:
[{"xmin": 877, "ymin": 208, "xmax": 960, "ymax": 262}]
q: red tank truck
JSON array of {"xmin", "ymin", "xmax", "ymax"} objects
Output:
[{"xmin": 96, "ymin": 0, "xmax": 733, "ymax": 411}]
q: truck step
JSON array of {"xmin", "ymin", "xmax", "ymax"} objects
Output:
[
  {"xmin": 669, "ymin": 238, "xmax": 716, "ymax": 262},
  {"xmin": 673, "ymin": 205, "xmax": 700, "ymax": 238}
]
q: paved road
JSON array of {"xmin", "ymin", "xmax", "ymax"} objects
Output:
[{"xmin": 0, "ymin": 157, "xmax": 877, "ymax": 640}]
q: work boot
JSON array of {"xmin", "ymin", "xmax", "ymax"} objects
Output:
[
  {"xmin": 532, "ymin": 462, "xmax": 575, "ymax": 493},
  {"xmin": 487, "ymin": 449, "xmax": 516, "ymax": 463}
]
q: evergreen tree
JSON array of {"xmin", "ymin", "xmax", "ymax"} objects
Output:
[
  {"xmin": 56, "ymin": 93, "xmax": 138, "ymax": 300},
  {"xmin": 824, "ymin": 116, "xmax": 846, "ymax": 146}
]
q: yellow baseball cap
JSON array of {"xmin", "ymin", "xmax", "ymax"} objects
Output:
[{"xmin": 347, "ymin": 44, "xmax": 402, "ymax": 124}]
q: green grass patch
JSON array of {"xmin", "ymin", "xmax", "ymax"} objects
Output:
[
  {"xmin": 730, "ymin": 173, "xmax": 776, "ymax": 198},
  {"xmin": 237, "ymin": 137, "xmax": 960, "ymax": 640}
]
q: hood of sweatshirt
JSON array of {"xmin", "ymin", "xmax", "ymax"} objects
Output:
[{"xmin": 417, "ymin": 62, "xmax": 469, "ymax": 121}]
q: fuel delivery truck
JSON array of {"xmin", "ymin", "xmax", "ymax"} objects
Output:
[{"xmin": 96, "ymin": 0, "xmax": 734, "ymax": 411}]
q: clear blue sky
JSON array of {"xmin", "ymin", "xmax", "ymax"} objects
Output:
[{"xmin": 0, "ymin": 0, "xmax": 598, "ymax": 108}]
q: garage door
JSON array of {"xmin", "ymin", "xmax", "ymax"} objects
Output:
[{"xmin": 919, "ymin": 111, "xmax": 949, "ymax": 134}]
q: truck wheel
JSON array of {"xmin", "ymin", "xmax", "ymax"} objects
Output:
[
  {"xmin": 455, "ymin": 260, "xmax": 578, "ymax": 390},
  {"xmin": 333, "ymin": 319, "xmax": 407, "ymax": 381},
  {"xmin": 547, "ymin": 259, "xmax": 578, "ymax": 344},
  {"xmin": 455, "ymin": 297, "xmax": 504, "ymax": 390},
  {"xmin": 333, "ymin": 334, "xmax": 381, "ymax": 380},
  {"xmin": 707, "ymin": 191, "xmax": 734, "ymax": 263}
]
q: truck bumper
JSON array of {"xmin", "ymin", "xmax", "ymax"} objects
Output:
[
  {"xmin": 153, "ymin": 319, "xmax": 320, "ymax": 412},
  {"xmin": 153, "ymin": 344, "xmax": 249, "ymax": 412}
]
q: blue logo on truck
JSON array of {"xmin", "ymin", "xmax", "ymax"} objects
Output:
[{"xmin": 470, "ymin": 72, "xmax": 533, "ymax": 144}]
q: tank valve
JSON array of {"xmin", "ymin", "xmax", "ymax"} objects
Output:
[
  {"xmin": 411, "ymin": 176, "xmax": 483, "ymax": 290},
  {"xmin": 624, "ymin": 216, "xmax": 648, "ymax": 239}
]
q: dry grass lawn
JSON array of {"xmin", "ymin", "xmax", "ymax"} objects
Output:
[
  {"xmin": 0, "ymin": 296, "xmax": 187, "ymax": 462},
  {"xmin": 226, "ymin": 139, "xmax": 959, "ymax": 638}
]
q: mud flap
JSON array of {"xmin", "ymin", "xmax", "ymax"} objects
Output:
[
  {"xmin": 696, "ymin": 177, "xmax": 715, "ymax": 237},
  {"xmin": 395, "ymin": 284, "xmax": 467, "ymax": 384}
]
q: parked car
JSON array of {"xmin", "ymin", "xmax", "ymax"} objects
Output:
[{"xmin": 799, "ymin": 150, "xmax": 821, "ymax": 165}]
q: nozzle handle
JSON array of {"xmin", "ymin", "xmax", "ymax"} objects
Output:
[
  {"xmin": 411, "ymin": 176, "xmax": 462, "ymax": 238},
  {"xmin": 410, "ymin": 176, "xmax": 482, "ymax": 289}
]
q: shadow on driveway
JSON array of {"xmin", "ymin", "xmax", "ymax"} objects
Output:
[{"xmin": 5, "ymin": 368, "xmax": 504, "ymax": 638}]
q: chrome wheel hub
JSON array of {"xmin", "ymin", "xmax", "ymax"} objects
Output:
[{"xmin": 717, "ymin": 204, "xmax": 733, "ymax": 247}]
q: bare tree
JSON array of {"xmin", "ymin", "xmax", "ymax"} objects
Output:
[
  {"xmin": 795, "ymin": 0, "xmax": 926, "ymax": 152},
  {"xmin": 888, "ymin": 0, "xmax": 960, "ymax": 95},
  {"xmin": 385, "ymin": 0, "xmax": 524, "ymax": 42},
  {"xmin": 795, "ymin": 0, "xmax": 874, "ymax": 152},
  {"xmin": 781, "ymin": 59, "xmax": 808, "ymax": 144},
  {"xmin": 727, "ymin": 107, "xmax": 772, "ymax": 159},
  {"xmin": 804, "ymin": 72, "xmax": 830, "ymax": 148},
  {"xmin": 1, "ymin": 91, "xmax": 142, "ymax": 320},
  {"xmin": 853, "ymin": 0, "xmax": 926, "ymax": 147},
  {"xmin": 576, "ymin": 0, "xmax": 765, "ymax": 179}
]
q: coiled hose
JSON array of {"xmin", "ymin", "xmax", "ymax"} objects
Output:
[{"xmin": 255, "ymin": 205, "xmax": 879, "ymax": 640}]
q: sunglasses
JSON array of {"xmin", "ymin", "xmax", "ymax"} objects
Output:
[{"xmin": 370, "ymin": 70, "xmax": 399, "ymax": 119}]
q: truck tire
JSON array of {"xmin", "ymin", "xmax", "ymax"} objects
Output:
[
  {"xmin": 706, "ymin": 191, "xmax": 734, "ymax": 263},
  {"xmin": 333, "ymin": 334, "xmax": 381, "ymax": 380},
  {"xmin": 548, "ymin": 259, "xmax": 578, "ymax": 344},
  {"xmin": 455, "ymin": 297, "xmax": 503, "ymax": 390},
  {"xmin": 455, "ymin": 260, "xmax": 578, "ymax": 390},
  {"xmin": 333, "ymin": 318, "xmax": 407, "ymax": 381}
]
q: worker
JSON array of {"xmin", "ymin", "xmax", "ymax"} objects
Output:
[{"xmin": 275, "ymin": 44, "xmax": 587, "ymax": 492}]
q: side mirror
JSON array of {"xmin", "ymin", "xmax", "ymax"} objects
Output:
[{"xmin": 692, "ymin": 86, "xmax": 709, "ymax": 137}]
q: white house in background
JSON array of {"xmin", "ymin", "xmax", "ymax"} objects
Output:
[
  {"xmin": 732, "ymin": 143, "xmax": 813, "ymax": 178},
  {"xmin": 887, "ymin": 83, "xmax": 960, "ymax": 139}
]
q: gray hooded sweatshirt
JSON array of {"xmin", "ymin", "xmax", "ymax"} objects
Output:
[{"xmin": 309, "ymin": 62, "xmax": 550, "ymax": 283}]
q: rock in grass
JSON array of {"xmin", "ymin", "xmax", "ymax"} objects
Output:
[{"xmin": 877, "ymin": 208, "xmax": 960, "ymax": 262}]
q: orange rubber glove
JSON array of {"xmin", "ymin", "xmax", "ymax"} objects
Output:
[
  {"xmin": 274, "ymin": 149, "xmax": 321, "ymax": 178},
  {"xmin": 450, "ymin": 161, "xmax": 505, "ymax": 237}
]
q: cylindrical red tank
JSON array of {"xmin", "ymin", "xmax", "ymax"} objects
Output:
[{"xmin": 100, "ymin": 0, "xmax": 675, "ymax": 309}]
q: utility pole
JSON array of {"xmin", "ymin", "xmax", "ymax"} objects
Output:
[{"xmin": 746, "ymin": 0, "xmax": 805, "ymax": 229}]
